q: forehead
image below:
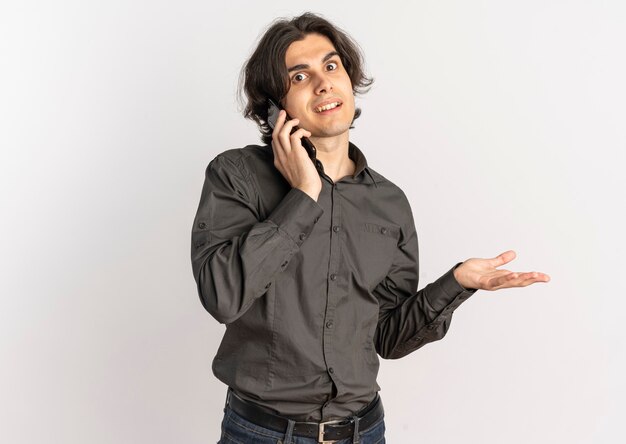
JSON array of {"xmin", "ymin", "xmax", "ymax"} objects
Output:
[{"xmin": 285, "ymin": 33, "xmax": 337, "ymax": 66}]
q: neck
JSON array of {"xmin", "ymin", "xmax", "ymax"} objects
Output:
[
  {"xmin": 309, "ymin": 131, "xmax": 355, "ymax": 181},
  {"xmin": 309, "ymin": 130, "xmax": 349, "ymax": 153}
]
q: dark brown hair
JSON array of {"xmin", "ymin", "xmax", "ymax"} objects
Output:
[{"xmin": 238, "ymin": 12, "xmax": 374, "ymax": 145}]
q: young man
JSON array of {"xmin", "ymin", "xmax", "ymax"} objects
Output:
[{"xmin": 191, "ymin": 12, "xmax": 549, "ymax": 444}]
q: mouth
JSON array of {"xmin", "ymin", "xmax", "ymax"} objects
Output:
[{"xmin": 313, "ymin": 99, "xmax": 343, "ymax": 114}]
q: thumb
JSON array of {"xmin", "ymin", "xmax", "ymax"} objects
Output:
[{"xmin": 492, "ymin": 250, "xmax": 516, "ymax": 267}]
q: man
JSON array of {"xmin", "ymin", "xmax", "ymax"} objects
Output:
[{"xmin": 191, "ymin": 12, "xmax": 550, "ymax": 444}]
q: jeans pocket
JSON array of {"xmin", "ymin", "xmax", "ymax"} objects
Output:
[{"xmin": 359, "ymin": 416, "xmax": 386, "ymax": 444}]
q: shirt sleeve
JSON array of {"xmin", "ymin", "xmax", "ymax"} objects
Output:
[
  {"xmin": 373, "ymin": 200, "xmax": 477, "ymax": 359},
  {"xmin": 190, "ymin": 154, "xmax": 324, "ymax": 324}
]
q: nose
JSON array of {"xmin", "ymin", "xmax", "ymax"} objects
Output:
[{"xmin": 314, "ymin": 72, "xmax": 333, "ymax": 95}]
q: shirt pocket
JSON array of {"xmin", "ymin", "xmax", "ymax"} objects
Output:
[{"xmin": 356, "ymin": 222, "xmax": 401, "ymax": 289}]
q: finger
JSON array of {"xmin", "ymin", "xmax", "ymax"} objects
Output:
[
  {"xmin": 494, "ymin": 272, "xmax": 551, "ymax": 289},
  {"xmin": 280, "ymin": 116, "xmax": 300, "ymax": 134},
  {"xmin": 271, "ymin": 140, "xmax": 286, "ymax": 168},
  {"xmin": 271, "ymin": 109, "xmax": 288, "ymax": 140},
  {"xmin": 272, "ymin": 111, "xmax": 294, "ymax": 152},
  {"xmin": 505, "ymin": 276, "xmax": 545, "ymax": 288},
  {"xmin": 278, "ymin": 118, "xmax": 300, "ymax": 152},
  {"xmin": 490, "ymin": 250, "xmax": 516, "ymax": 268},
  {"xmin": 271, "ymin": 110, "xmax": 288, "ymax": 162},
  {"xmin": 289, "ymin": 128, "xmax": 312, "ymax": 150},
  {"xmin": 482, "ymin": 271, "xmax": 517, "ymax": 290},
  {"xmin": 513, "ymin": 271, "xmax": 551, "ymax": 283},
  {"xmin": 517, "ymin": 277, "xmax": 544, "ymax": 287}
]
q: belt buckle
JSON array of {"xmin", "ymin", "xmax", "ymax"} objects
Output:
[{"xmin": 318, "ymin": 418, "xmax": 342, "ymax": 444}]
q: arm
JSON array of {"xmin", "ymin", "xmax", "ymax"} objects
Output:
[
  {"xmin": 373, "ymin": 211, "xmax": 476, "ymax": 359},
  {"xmin": 190, "ymin": 154, "xmax": 323, "ymax": 324},
  {"xmin": 373, "ymin": 204, "xmax": 550, "ymax": 359}
]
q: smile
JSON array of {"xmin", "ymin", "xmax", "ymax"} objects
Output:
[{"xmin": 314, "ymin": 101, "xmax": 342, "ymax": 113}]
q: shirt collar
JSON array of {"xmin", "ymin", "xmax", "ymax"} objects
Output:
[
  {"xmin": 263, "ymin": 141, "xmax": 377, "ymax": 188},
  {"xmin": 348, "ymin": 142, "xmax": 378, "ymax": 187}
]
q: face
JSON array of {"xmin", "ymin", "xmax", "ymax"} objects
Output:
[{"xmin": 281, "ymin": 33, "xmax": 355, "ymax": 141}]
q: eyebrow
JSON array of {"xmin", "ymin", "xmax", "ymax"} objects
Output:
[{"xmin": 287, "ymin": 51, "xmax": 340, "ymax": 73}]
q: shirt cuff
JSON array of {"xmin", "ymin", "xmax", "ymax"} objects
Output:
[
  {"xmin": 428, "ymin": 262, "xmax": 477, "ymax": 312},
  {"xmin": 266, "ymin": 187, "xmax": 324, "ymax": 248}
]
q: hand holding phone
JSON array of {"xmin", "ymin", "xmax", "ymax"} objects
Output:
[
  {"xmin": 267, "ymin": 99, "xmax": 321, "ymax": 200},
  {"xmin": 267, "ymin": 99, "xmax": 317, "ymax": 161}
]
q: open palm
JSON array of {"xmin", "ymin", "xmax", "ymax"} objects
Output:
[{"xmin": 453, "ymin": 250, "xmax": 550, "ymax": 291}]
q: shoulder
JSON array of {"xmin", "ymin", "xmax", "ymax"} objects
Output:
[
  {"xmin": 200, "ymin": 145, "xmax": 273, "ymax": 201},
  {"xmin": 205, "ymin": 144, "xmax": 272, "ymax": 177},
  {"xmin": 210, "ymin": 144, "xmax": 270, "ymax": 167},
  {"xmin": 215, "ymin": 144, "xmax": 270, "ymax": 162},
  {"xmin": 367, "ymin": 166, "xmax": 411, "ymax": 207},
  {"xmin": 349, "ymin": 141, "xmax": 409, "ymax": 206}
]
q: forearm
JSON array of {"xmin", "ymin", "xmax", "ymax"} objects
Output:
[
  {"xmin": 191, "ymin": 157, "xmax": 323, "ymax": 324},
  {"xmin": 193, "ymin": 218, "xmax": 299, "ymax": 324},
  {"xmin": 375, "ymin": 263, "xmax": 476, "ymax": 359}
]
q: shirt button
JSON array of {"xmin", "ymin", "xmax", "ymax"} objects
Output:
[
  {"xmin": 427, "ymin": 324, "xmax": 436, "ymax": 330},
  {"xmin": 326, "ymin": 321, "xmax": 334, "ymax": 329},
  {"xmin": 330, "ymin": 273, "xmax": 337, "ymax": 281},
  {"xmin": 332, "ymin": 225, "xmax": 340, "ymax": 232},
  {"xmin": 198, "ymin": 222, "xmax": 207, "ymax": 229},
  {"xmin": 380, "ymin": 227, "xmax": 388, "ymax": 235},
  {"xmin": 299, "ymin": 233, "xmax": 306, "ymax": 241},
  {"xmin": 265, "ymin": 282, "xmax": 272, "ymax": 289},
  {"xmin": 281, "ymin": 260, "xmax": 289, "ymax": 268},
  {"xmin": 328, "ymin": 367, "xmax": 334, "ymax": 374}
]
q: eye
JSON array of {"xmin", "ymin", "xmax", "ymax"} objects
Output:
[
  {"xmin": 292, "ymin": 72, "xmax": 308, "ymax": 83},
  {"xmin": 326, "ymin": 61, "xmax": 339, "ymax": 71}
]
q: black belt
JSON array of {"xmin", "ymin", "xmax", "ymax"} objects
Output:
[{"xmin": 226, "ymin": 390, "xmax": 384, "ymax": 443}]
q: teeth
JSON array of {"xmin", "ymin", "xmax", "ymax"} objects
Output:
[{"xmin": 316, "ymin": 102, "xmax": 341, "ymax": 112}]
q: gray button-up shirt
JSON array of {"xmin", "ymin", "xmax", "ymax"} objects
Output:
[{"xmin": 191, "ymin": 142, "xmax": 476, "ymax": 421}]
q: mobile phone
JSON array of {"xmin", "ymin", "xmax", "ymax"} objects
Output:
[{"xmin": 267, "ymin": 99, "xmax": 317, "ymax": 161}]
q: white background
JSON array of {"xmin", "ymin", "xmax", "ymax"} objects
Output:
[{"xmin": 1, "ymin": 1, "xmax": 625, "ymax": 443}]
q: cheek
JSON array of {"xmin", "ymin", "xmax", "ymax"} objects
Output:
[
  {"xmin": 342, "ymin": 96, "xmax": 356, "ymax": 116},
  {"xmin": 339, "ymin": 80, "xmax": 355, "ymax": 108},
  {"xmin": 284, "ymin": 93, "xmax": 308, "ymax": 116}
]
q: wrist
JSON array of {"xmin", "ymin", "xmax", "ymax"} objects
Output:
[
  {"xmin": 296, "ymin": 186, "xmax": 320, "ymax": 201},
  {"xmin": 453, "ymin": 262, "xmax": 471, "ymax": 291}
]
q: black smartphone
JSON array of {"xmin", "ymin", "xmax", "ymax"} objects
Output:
[{"xmin": 267, "ymin": 99, "xmax": 317, "ymax": 161}]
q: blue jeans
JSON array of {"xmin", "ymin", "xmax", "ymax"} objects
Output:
[{"xmin": 217, "ymin": 405, "xmax": 386, "ymax": 444}]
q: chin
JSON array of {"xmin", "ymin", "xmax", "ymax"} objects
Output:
[
  {"xmin": 313, "ymin": 118, "xmax": 353, "ymax": 137},
  {"xmin": 314, "ymin": 127, "xmax": 350, "ymax": 139}
]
